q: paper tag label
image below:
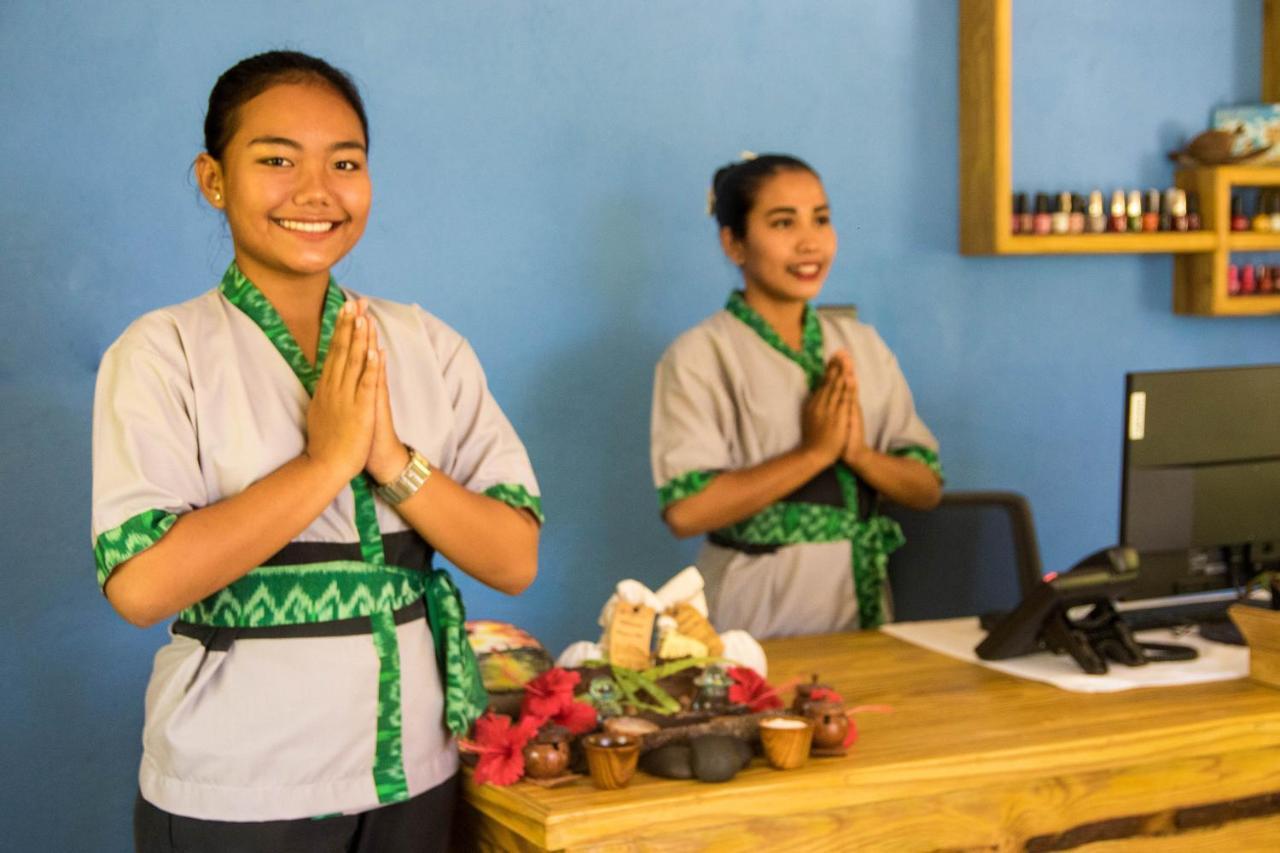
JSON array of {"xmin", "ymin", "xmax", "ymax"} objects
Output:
[
  {"xmin": 607, "ymin": 603, "xmax": 655, "ymax": 670},
  {"xmin": 1128, "ymin": 391, "xmax": 1146, "ymax": 441}
]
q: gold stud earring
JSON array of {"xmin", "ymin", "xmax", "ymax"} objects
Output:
[{"xmin": 213, "ymin": 192, "xmax": 222, "ymax": 203}]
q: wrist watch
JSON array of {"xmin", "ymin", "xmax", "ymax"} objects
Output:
[{"xmin": 375, "ymin": 445, "xmax": 432, "ymax": 505}]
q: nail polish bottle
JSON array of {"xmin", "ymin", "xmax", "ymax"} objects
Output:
[
  {"xmin": 1109, "ymin": 190, "xmax": 1128, "ymax": 232},
  {"xmin": 1033, "ymin": 193, "xmax": 1052, "ymax": 235},
  {"xmin": 1260, "ymin": 265, "xmax": 1275, "ymax": 294},
  {"xmin": 1242, "ymin": 264, "xmax": 1257, "ymax": 294},
  {"xmin": 1228, "ymin": 264, "xmax": 1241, "ymax": 296},
  {"xmin": 1230, "ymin": 195, "xmax": 1248, "ymax": 231},
  {"xmin": 1171, "ymin": 189, "xmax": 1188, "ymax": 232},
  {"xmin": 1142, "ymin": 189, "xmax": 1160, "ymax": 232},
  {"xmin": 1052, "ymin": 192, "xmax": 1072, "ymax": 234},
  {"xmin": 1254, "ymin": 190, "xmax": 1273, "ymax": 232},
  {"xmin": 1087, "ymin": 190, "xmax": 1106, "ymax": 233},
  {"xmin": 1126, "ymin": 190, "xmax": 1143, "ymax": 232},
  {"xmin": 1185, "ymin": 191, "xmax": 1201, "ymax": 231},
  {"xmin": 1069, "ymin": 194, "xmax": 1086, "ymax": 234},
  {"xmin": 1012, "ymin": 192, "xmax": 1027, "ymax": 235},
  {"xmin": 1161, "ymin": 188, "xmax": 1178, "ymax": 232}
]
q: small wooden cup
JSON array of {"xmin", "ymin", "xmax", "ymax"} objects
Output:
[
  {"xmin": 582, "ymin": 733, "xmax": 640, "ymax": 790},
  {"xmin": 758, "ymin": 715, "xmax": 814, "ymax": 770}
]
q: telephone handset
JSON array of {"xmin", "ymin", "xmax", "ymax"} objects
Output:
[{"xmin": 976, "ymin": 546, "xmax": 1197, "ymax": 674}]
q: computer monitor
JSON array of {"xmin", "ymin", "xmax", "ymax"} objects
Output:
[{"xmin": 1120, "ymin": 364, "xmax": 1280, "ymax": 602}]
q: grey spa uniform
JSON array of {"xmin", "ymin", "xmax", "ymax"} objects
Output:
[
  {"xmin": 92, "ymin": 264, "xmax": 541, "ymax": 823},
  {"xmin": 651, "ymin": 292, "xmax": 940, "ymax": 640}
]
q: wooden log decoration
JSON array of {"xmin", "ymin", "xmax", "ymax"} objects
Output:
[
  {"xmin": 640, "ymin": 712, "xmax": 769, "ymax": 752},
  {"xmin": 608, "ymin": 603, "xmax": 656, "ymax": 671},
  {"xmin": 672, "ymin": 603, "xmax": 724, "ymax": 657}
]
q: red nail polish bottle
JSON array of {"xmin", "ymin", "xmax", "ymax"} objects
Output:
[
  {"xmin": 1241, "ymin": 264, "xmax": 1257, "ymax": 294},
  {"xmin": 1033, "ymin": 193, "xmax": 1052, "ymax": 235},
  {"xmin": 1231, "ymin": 195, "xmax": 1249, "ymax": 231},
  {"xmin": 1069, "ymin": 194, "xmax": 1086, "ymax": 234},
  {"xmin": 1109, "ymin": 190, "xmax": 1127, "ymax": 232},
  {"xmin": 1186, "ymin": 191, "xmax": 1201, "ymax": 231},
  {"xmin": 1228, "ymin": 264, "xmax": 1240, "ymax": 296},
  {"xmin": 1012, "ymin": 192, "xmax": 1027, "ymax": 235},
  {"xmin": 1142, "ymin": 189, "xmax": 1160, "ymax": 232}
]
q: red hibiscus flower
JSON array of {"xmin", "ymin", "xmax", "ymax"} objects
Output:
[
  {"xmin": 462, "ymin": 713, "xmax": 542, "ymax": 786},
  {"xmin": 727, "ymin": 666, "xmax": 783, "ymax": 712},
  {"xmin": 843, "ymin": 716, "xmax": 859, "ymax": 749},
  {"xmin": 520, "ymin": 668, "xmax": 598, "ymax": 735},
  {"xmin": 521, "ymin": 668, "xmax": 581, "ymax": 719},
  {"xmin": 810, "ymin": 686, "xmax": 844, "ymax": 704}
]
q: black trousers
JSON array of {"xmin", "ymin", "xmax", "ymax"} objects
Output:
[{"xmin": 134, "ymin": 773, "xmax": 459, "ymax": 853}]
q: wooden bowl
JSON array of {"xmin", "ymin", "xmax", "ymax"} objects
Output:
[
  {"xmin": 758, "ymin": 714, "xmax": 814, "ymax": 770},
  {"xmin": 582, "ymin": 733, "xmax": 640, "ymax": 790}
]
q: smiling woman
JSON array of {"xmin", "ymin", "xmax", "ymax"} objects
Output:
[
  {"xmin": 91, "ymin": 51, "xmax": 542, "ymax": 852},
  {"xmin": 650, "ymin": 154, "xmax": 944, "ymax": 640}
]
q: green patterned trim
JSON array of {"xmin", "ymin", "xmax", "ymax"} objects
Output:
[
  {"xmin": 370, "ymin": 610, "xmax": 409, "ymax": 803},
  {"xmin": 657, "ymin": 470, "xmax": 717, "ymax": 509},
  {"xmin": 483, "ymin": 483, "xmax": 545, "ymax": 524},
  {"xmin": 93, "ymin": 509, "xmax": 177, "ymax": 588},
  {"xmin": 892, "ymin": 445, "xmax": 945, "ymax": 482},
  {"xmin": 178, "ymin": 560, "xmax": 486, "ymax": 737},
  {"xmin": 714, "ymin": 505, "xmax": 903, "ymax": 628},
  {"xmin": 218, "ymin": 262, "xmax": 345, "ymax": 396},
  {"xmin": 178, "ymin": 561, "xmax": 428, "ymax": 627},
  {"xmin": 725, "ymin": 290, "xmax": 824, "ymax": 390},
  {"xmin": 424, "ymin": 568, "xmax": 489, "ymax": 735},
  {"xmin": 352, "ymin": 477, "xmax": 387, "ymax": 565},
  {"xmin": 219, "ymin": 262, "xmax": 386, "ymax": 566}
]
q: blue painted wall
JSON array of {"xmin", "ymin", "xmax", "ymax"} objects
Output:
[{"xmin": 2, "ymin": 1, "xmax": 1276, "ymax": 846}]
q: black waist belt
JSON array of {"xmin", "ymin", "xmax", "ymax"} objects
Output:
[
  {"xmin": 173, "ymin": 597, "xmax": 428, "ymax": 652},
  {"xmin": 707, "ymin": 532, "xmax": 780, "ymax": 555}
]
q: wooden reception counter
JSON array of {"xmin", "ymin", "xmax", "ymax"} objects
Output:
[{"xmin": 459, "ymin": 630, "xmax": 1280, "ymax": 851}]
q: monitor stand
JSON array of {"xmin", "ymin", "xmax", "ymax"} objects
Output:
[{"xmin": 1198, "ymin": 620, "xmax": 1245, "ymax": 646}]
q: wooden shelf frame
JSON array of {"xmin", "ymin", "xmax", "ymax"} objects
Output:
[
  {"xmin": 1176, "ymin": 166, "xmax": 1280, "ymax": 314},
  {"xmin": 958, "ymin": 0, "xmax": 1280, "ymax": 315}
]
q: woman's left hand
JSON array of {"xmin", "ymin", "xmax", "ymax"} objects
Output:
[
  {"xmin": 832, "ymin": 350, "xmax": 869, "ymax": 470},
  {"xmin": 363, "ymin": 309, "xmax": 411, "ymax": 484}
]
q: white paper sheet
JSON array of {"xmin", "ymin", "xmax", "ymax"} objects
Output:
[{"xmin": 880, "ymin": 617, "xmax": 1249, "ymax": 693}]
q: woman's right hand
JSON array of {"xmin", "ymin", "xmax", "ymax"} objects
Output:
[
  {"xmin": 305, "ymin": 301, "xmax": 380, "ymax": 481},
  {"xmin": 800, "ymin": 359, "xmax": 851, "ymax": 465}
]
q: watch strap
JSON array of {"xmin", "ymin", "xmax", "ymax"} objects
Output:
[{"xmin": 376, "ymin": 446, "xmax": 432, "ymax": 505}]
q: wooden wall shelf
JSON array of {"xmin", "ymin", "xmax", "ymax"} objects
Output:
[{"xmin": 958, "ymin": 0, "xmax": 1280, "ymax": 316}]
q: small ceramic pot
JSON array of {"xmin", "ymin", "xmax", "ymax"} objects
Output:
[
  {"xmin": 581, "ymin": 733, "xmax": 640, "ymax": 790},
  {"xmin": 522, "ymin": 724, "xmax": 571, "ymax": 780},
  {"xmin": 806, "ymin": 699, "xmax": 849, "ymax": 751},
  {"xmin": 791, "ymin": 674, "xmax": 835, "ymax": 717},
  {"xmin": 758, "ymin": 714, "xmax": 814, "ymax": 770}
]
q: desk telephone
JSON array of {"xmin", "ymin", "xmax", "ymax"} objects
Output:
[{"xmin": 976, "ymin": 547, "xmax": 1197, "ymax": 675}]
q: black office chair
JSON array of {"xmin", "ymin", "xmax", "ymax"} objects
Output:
[{"xmin": 883, "ymin": 491, "xmax": 1044, "ymax": 621}]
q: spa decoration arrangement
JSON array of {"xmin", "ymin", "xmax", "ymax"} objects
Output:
[
  {"xmin": 555, "ymin": 566, "xmax": 768, "ymax": 677},
  {"xmin": 460, "ymin": 568, "xmax": 891, "ymax": 789}
]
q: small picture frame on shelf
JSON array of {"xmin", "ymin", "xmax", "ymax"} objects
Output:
[{"xmin": 1213, "ymin": 104, "xmax": 1280, "ymax": 164}]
